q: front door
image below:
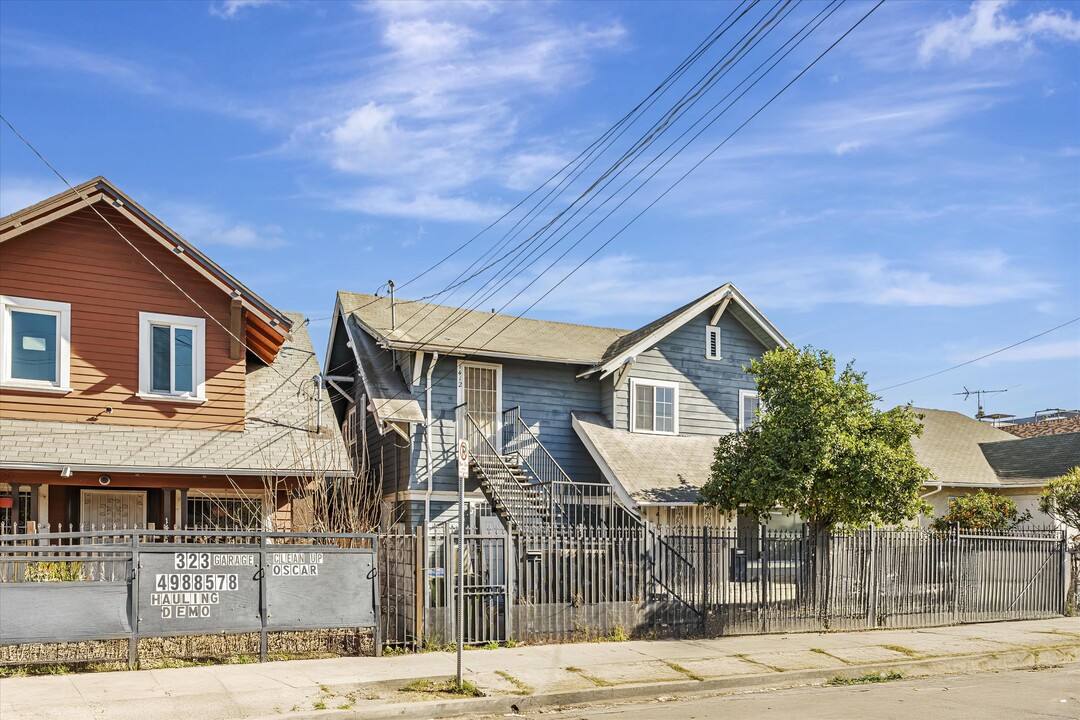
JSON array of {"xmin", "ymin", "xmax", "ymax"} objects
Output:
[
  {"xmin": 458, "ymin": 361, "xmax": 502, "ymax": 448},
  {"xmin": 80, "ymin": 490, "xmax": 147, "ymax": 530}
]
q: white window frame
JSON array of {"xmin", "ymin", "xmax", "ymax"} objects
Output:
[
  {"xmin": 705, "ymin": 324, "xmax": 722, "ymax": 360},
  {"xmin": 0, "ymin": 295, "xmax": 72, "ymax": 394},
  {"xmin": 739, "ymin": 389, "xmax": 762, "ymax": 431},
  {"xmin": 138, "ymin": 311, "xmax": 206, "ymax": 403},
  {"xmin": 629, "ymin": 378, "xmax": 679, "ymax": 435}
]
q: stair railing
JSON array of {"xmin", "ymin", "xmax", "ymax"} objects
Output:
[
  {"xmin": 501, "ymin": 407, "xmax": 575, "ymax": 522},
  {"xmin": 461, "ymin": 408, "xmax": 535, "ymax": 530}
]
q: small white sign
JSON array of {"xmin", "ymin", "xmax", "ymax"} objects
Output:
[
  {"xmin": 457, "ymin": 440, "xmax": 469, "ymax": 479},
  {"xmin": 22, "ymin": 336, "xmax": 47, "ymax": 351}
]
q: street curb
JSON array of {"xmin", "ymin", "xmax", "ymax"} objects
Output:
[{"xmin": 260, "ymin": 644, "xmax": 1080, "ymax": 720}]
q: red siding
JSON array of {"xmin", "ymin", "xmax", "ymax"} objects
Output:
[{"xmin": 0, "ymin": 205, "xmax": 246, "ymax": 430}]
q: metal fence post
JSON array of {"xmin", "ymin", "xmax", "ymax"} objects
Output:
[
  {"xmin": 759, "ymin": 524, "xmax": 768, "ymax": 634},
  {"xmin": 1060, "ymin": 530, "xmax": 1068, "ymax": 616},
  {"xmin": 867, "ymin": 523, "xmax": 877, "ymax": 628},
  {"xmin": 259, "ymin": 531, "xmax": 268, "ymax": 662},
  {"xmin": 701, "ymin": 526, "xmax": 710, "ymax": 633},
  {"xmin": 128, "ymin": 530, "xmax": 140, "ymax": 669},
  {"xmin": 952, "ymin": 523, "xmax": 962, "ymax": 624},
  {"xmin": 372, "ymin": 535, "xmax": 382, "ymax": 657}
]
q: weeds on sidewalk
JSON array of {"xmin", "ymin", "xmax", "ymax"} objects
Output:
[
  {"xmin": 403, "ymin": 679, "xmax": 485, "ymax": 698},
  {"xmin": 495, "ymin": 670, "xmax": 533, "ymax": 695},
  {"xmin": 827, "ymin": 671, "xmax": 903, "ymax": 686}
]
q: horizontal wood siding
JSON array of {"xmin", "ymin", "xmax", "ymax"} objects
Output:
[
  {"xmin": 613, "ymin": 310, "xmax": 766, "ymax": 435},
  {"xmin": 501, "ymin": 358, "xmax": 602, "ymax": 483},
  {"xmin": 0, "ymin": 205, "xmax": 245, "ymax": 430},
  {"xmin": 411, "ymin": 354, "xmax": 460, "ymax": 495},
  {"xmin": 365, "ymin": 407, "xmax": 409, "ymax": 497}
]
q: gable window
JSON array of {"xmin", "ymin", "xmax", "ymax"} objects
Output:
[
  {"xmin": 630, "ymin": 379, "xmax": 678, "ymax": 434},
  {"xmin": 739, "ymin": 389, "xmax": 762, "ymax": 431},
  {"xmin": 0, "ymin": 295, "xmax": 71, "ymax": 393},
  {"xmin": 138, "ymin": 312, "xmax": 206, "ymax": 401},
  {"xmin": 705, "ymin": 325, "xmax": 721, "ymax": 360}
]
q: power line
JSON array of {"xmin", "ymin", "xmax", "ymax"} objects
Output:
[
  {"xmin": 0, "ymin": 114, "xmax": 310, "ymax": 397},
  {"xmin": 874, "ymin": 317, "xmax": 1080, "ymax": 393},
  {"xmin": 328, "ymin": 0, "xmax": 881, "ymax": 414}
]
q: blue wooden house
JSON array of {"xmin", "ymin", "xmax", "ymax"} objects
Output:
[{"xmin": 323, "ymin": 284, "xmax": 789, "ymax": 531}]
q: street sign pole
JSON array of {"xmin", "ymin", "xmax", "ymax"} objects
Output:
[{"xmin": 456, "ymin": 438, "xmax": 468, "ymax": 688}]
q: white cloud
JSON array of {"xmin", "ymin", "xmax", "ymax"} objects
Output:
[
  {"xmin": 209, "ymin": 0, "xmax": 277, "ymax": 19},
  {"xmin": 919, "ymin": 0, "xmax": 1080, "ymax": 64},
  {"xmin": 292, "ymin": 1, "xmax": 626, "ymax": 222},
  {"xmin": 0, "ymin": 176, "xmax": 67, "ymax": 217},
  {"xmin": 740, "ymin": 249, "xmax": 1054, "ymax": 309},
  {"xmin": 953, "ymin": 339, "xmax": 1080, "ymax": 365},
  {"xmin": 157, "ymin": 201, "xmax": 287, "ymax": 249},
  {"xmin": 333, "ymin": 187, "xmax": 505, "ymax": 224}
]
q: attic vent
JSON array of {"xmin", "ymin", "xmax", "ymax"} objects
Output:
[{"xmin": 706, "ymin": 325, "xmax": 721, "ymax": 360}]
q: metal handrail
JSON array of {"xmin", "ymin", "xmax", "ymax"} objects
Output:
[{"xmin": 462, "ymin": 409, "xmax": 549, "ymax": 530}]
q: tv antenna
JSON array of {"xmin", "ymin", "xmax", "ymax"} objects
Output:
[{"xmin": 954, "ymin": 386, "xmax": 1008, "ymax": 419}]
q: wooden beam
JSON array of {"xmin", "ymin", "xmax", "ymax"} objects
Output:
[
  {"xmin": 230, "ymin": 298, "xmax": 244, "ymax": 360},
  {"xmin": 710, "ymin": 296, "xmax": 731, "ymax": 326},
  {"xmin": 411, "ymin": 351, "xmax": 425, "ymax": 387},
  {"xmin": 613, "ymin": 359, "xmax": 635, "ymax": 390}
]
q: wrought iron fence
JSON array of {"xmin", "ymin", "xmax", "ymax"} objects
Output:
[{"xmin": 411, "ymin": 524, "xmax": 1069, "ymax": 647}]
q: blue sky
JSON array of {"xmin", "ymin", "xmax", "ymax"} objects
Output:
[{"xmin": 1, "ymin": 0, "xmax": 1077, "ymax": 419}]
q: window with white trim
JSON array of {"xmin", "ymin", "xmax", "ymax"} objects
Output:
[
  {"xmin": 0, "ymin": 295, "xmax": 71, "ymax": 392},
  {"xmin": 138, "ymin": 312, "xmax": 206, "ymax": 401},
  {"xmin": 630, "ymin": 379, "xmax": 678, "ymax": 434},
  {"xmin": 739, "ymin": 389, "xmax": 763, "ymax": 431},
  {"xmin": 705, "ymin": 325, "xmax": 721, "ymax": 360}
]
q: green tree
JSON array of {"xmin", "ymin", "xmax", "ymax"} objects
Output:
[
  {"xmin": 930, "ymin": 490, "xmax": 1031, "ymax": 531},
  {"xmin": 701, "ymin": 346, "xmax": 931, "ymax": 532},
  {"xmin": 1039, "ymin": 466, "xmax": 1080, "ymax": 534},
  {"xmin": 1040, "ymin": 466, "xmax": 1080, "ymax": 614}
]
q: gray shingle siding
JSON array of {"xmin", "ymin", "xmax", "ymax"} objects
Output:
[{"xmin": 613, "ymin": 310, "xmax": 766, "ymax": 435}]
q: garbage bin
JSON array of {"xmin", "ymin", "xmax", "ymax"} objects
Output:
[{"xmin": 730, "ymin": 547, "xmax": 747, "ymax": 582}]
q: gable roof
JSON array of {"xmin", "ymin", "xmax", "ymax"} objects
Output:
[
  {"xmin": 336, "ymin": 282, "xmax": 786, "ymax": 370},
  {"xmin": 587, "ymin": 284, "xmax": 788, "ymax": 378},
  {"xmin": 0, "ymin": 177, "xmax": 292, "ymax": 363},
  {"xmin": 0, "ymin": 313, "xmax": 349, "ymax": 476},
  {"xmin": 338, "ymin": 291, "xmax": 628, "ymax": 365},
  {"xmin": 344, "ymin": 315, "xmax": 424, "ymax": 425}
]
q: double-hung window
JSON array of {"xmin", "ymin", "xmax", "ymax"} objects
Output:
[
  {"xmin": 138, "ymin": 312, "xmax": 205, "ymax": 401},
  {"xmin": 630, "ymin": 379, "xmax": 678, "ymax": 434},
  {"xmin": 739, "ymin": 389, "xmax": 762, "ymax": 431},
  {"xmin": 0, "ymin": 295, "xmax": 71, "ymax": 392}
]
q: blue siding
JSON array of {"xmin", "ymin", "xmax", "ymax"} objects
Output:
[{"xmin": 613, "ymin": 310, "xmax": 767, "ymax": 435}]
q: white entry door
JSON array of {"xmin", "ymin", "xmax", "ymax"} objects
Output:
[
  {"xmin": 81, "ymin": 490, "xmax": 147, "ymax": 529},
  {"xmin": 458, "ymin": 361, "xmax": 502, "ymax": 447}
]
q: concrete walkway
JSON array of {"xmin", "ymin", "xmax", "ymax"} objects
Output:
[{"xmin": 1, "ymin": 618, "xmax": 1078, "ymax": 720}]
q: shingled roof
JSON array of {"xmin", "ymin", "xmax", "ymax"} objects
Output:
[
  {"xmin": 982, "ymin": 433, "xmax": 1080, "ymax": 483},
  {"xmin": 0, "ymin": 313, "xmax": 349, "ymax": 476},
  {"xmin": 1000, "ymin": 417, "xmax": 1080, "ymax": 439},
  {"xmin": 338, "ymin": 291, "xmax": 627, "ymax": 365},
  {"xmin": 573, "ymin": 412, "xmax": 719, "ymax": 504},
  {"xmin": 911, "ymin": 408, "xmax": 1078, "ymax": 487}
]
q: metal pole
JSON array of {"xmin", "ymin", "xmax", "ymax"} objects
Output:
[{"xmin": 457, "ymin": 441, "xmax": 467, "ymax": 688}]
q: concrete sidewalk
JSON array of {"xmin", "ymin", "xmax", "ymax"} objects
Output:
[{"xmin": 1, "ymin": 618, "xmax": 1078, "ymax": 720}]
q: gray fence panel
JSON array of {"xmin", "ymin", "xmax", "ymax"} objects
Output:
[
  {"xmin": 267, "ymin": 550, "xmax": 377, "ymax": 630},
  {"xmin": 137, "ymin": 550, "xmax": 262, "ymax": 636},
  {"xmin": 0, "ymin": 582, "xmax": 131, "ymax": 644}
]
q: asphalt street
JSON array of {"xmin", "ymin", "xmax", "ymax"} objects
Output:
[{"xmin": 477, "ymin": 665, "xmax": 1080, "ymax": 720}]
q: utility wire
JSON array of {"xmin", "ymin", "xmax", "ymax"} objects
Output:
[
  {"xmin": 0, "ymin": 114, "xmax": 310, "ymax": 396},
  {"xmin": 873, "ymin": 317, "xmax": 1080, "ymax": 393},
  {"xmin": 328, "ymin": 0, "xmax": 880, "ymax": 413}
]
